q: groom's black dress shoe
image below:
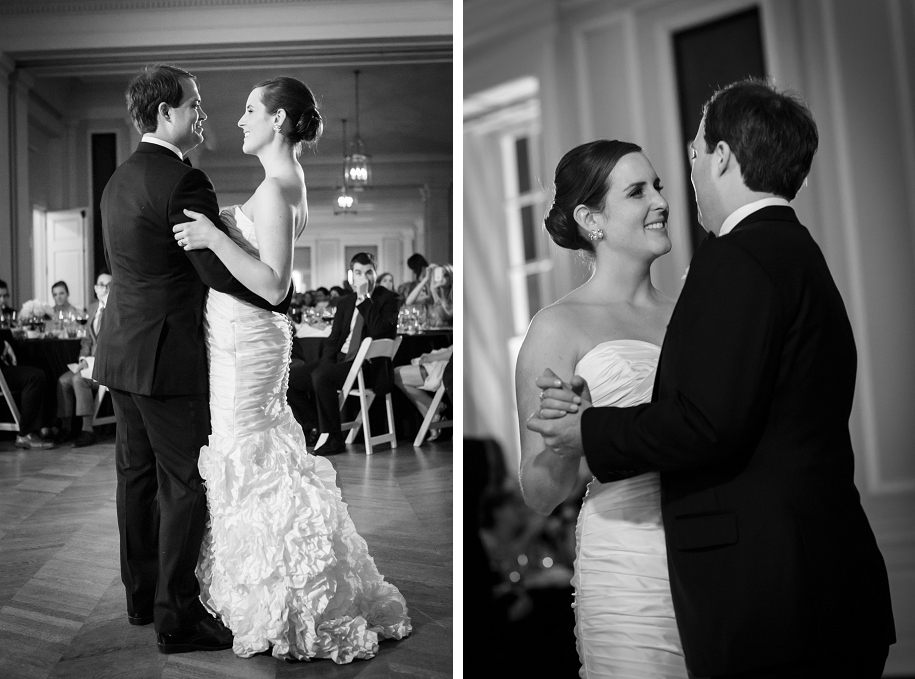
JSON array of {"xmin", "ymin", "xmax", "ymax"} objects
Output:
[
  {"xmin": 305, "ymin": 427, "xmax": 319, "ymax": 448},
  {"xmin": 156, "ymin": 615, "xmax": 233, "ymax": 654},
  {"xmin": 128, "ymin": 612, "xmax": 154, "ymax": 626},
  {"xmin": 314, "ymin": 432, "xmax": 345, "ymax": 456}
]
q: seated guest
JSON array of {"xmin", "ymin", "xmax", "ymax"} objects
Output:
[
  {"xmin": 286, "ymin": 252, "xmax": 399, "ymax": 455},
  {"xmin": 301, "ymin": 290, "xmax": 316, "ymax": 308},
  {"xmin": 406, "ymin": 263, "xmax": 453, "ymax": 327},
  {"xmin": 56, "ymin": 271, "xmax": 111, "ymax": 446},
  {"xmin": 0, "ymin": 279, "xmax": 53, "ymax": 450},
  {"xmin": 377, "ymin": 272, "xmax": 395, "ymax": 291},
  {"xmin": 427, "ymin": 264, "xmax": 453, "ymax": 327},
  {"xmin": 0, "ymin": 278, "xmax": 15, "ymax": 325},
  {"xmin": 394, "ymin": 347, "xmax": 452, "ymax": 441},
  {"xmin": 1, "ymin": 343, "xmax": 54, "ymax": 449},
  {"xmin": 51, "ymin": 280, "xmax": 80, "ymax": 318},
  {"xmin": 377, "ymin": 272, "xmax": 404, "ymax": 308},
  {"xmin": 314, "ymin": 287, "xmax": 330, "ymax": 309},
  {"xmin": 397, "ymin": 252, "xmax": 429, "ymax": 301},
  {"xmin": 329, "ymin": 285, "xmax": 345, "ymax": 302}
]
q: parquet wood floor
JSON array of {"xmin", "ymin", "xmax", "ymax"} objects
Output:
[{"xmin": 0, "ymin": 435, "xmax": 453, "ymax": 678}]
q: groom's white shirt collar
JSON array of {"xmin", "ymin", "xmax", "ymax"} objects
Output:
[
  {"xmin": 141, "ymin": 134, "xmax": 183, "ymax": 160},
  {"xmin": 719, "ymin": 197, "xmax": 791, "ymax": 237}
]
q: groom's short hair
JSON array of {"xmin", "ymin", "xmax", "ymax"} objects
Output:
[
  {"xmin": 126, "ymin": 64, "xmax": 197, "ymax": 135},
  {"xmin": 349, "ymin": 252, "xmax": 376, "ymax": 270},
  {"xmin": 702, "ymin": 77, "xmax": 818, "ymax": 201}
]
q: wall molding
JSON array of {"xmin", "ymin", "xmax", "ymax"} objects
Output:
[
  {"xmin": 818, "ymin": 0, "xmax": 909, "ymax": 496},
  {"xmin": 0, "ymin": 0, "xmax": 428, "ymax": 15},
  {"xmin": 887, "ymin": 0, "xmax": 915, "ymax": 279}
]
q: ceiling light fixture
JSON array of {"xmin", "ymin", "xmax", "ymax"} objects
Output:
[
  {"xmin": 345, "ymin": 69, "xmax": 371, "ymax": 188},
  {"xmin": 335, "ymin": 118, "xmax": 357, "ymax": 215}
]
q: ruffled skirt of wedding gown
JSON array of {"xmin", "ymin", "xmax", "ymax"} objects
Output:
[
  {"xmin": 573, "ymin": 472, "xmax": 687, "ymax": 678},
  {"xmin": 196, "ymin": 290, "xmax": 411, "ymax": 661}
]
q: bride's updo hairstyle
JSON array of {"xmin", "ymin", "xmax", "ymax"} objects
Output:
[
  {"xmin": 545, "ymin": 139, "xmax": 643, "ymax": 253},
  {"xmin": 256, "ymin": 76, "xmax": 324, "ymax": 151}
]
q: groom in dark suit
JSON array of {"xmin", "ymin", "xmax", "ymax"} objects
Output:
[
  {"xmin": 95, "ymin": 64, "xmax": 291, "ymax": 654},
  {"xmin": 529, "ymin": 79, "xmax": 895, "ymax": 677}
]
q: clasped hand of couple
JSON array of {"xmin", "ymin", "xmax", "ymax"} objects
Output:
[{"xmin": 526, "ymin": 369, "xmax": 593, "ymax": 460}]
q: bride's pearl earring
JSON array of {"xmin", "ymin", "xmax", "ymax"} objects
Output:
[
  {"xmin": 273, "ymin": 123, "xmax": 282, "ymax": 133},
  {"xmin": 588, "ymin": 229, "xmax": 604, "ymax": 242}
]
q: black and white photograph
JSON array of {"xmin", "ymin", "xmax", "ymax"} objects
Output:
[
  {"xmin": 465, "ymin": 1, "xmax": 914, "ymax": 677},
  {"xmin": 0, "ymin": 1, "xmax": 453, "ymax": 677}
]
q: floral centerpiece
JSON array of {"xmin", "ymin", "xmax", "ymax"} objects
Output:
[{"xmin": 18, "ymin": 299, "xmax": 54, "ymax": 336}]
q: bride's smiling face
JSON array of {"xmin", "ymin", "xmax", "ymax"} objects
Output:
[
  {"xmin": 238, "ymin": 87, "xmax": 274, "ymax": 154},
  {"xmin": 591, "ymin": 152, "xmax": 671, "ymax": 259}
]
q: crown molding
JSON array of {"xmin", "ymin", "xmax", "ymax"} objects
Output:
[
  {"xmin": 0, "ymin": 0, "xmax": 423, "ymax": 15},
  {"xmin": 10, "ymin": 37, "xmax": 452, "ymax": 77},
  {"xmin": 0, "ymin": 2, "xmax": 453, "ymax": 56}
]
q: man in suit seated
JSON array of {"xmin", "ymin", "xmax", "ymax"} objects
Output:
[
  {"xmin": 0, "ymin": 278, "xmax": 54, "ymax": 449},
  {"xmin": 56, "ymin": 271, "xmax": 111, "ymax": 446},
  {"xmin": 287, "ymin": 253, "xmax": 399, "ymax": 455},
  {"xmin": 0, "ymin": 278, "xmax": 13, "ymax": 326}
]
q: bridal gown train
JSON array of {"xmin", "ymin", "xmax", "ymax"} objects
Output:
[
  {"xmin": 196, "ymin": 206, "xmax": 411, "ymax": 661},
  {"xmin": 573, "ymin": 340, "xmax": 687, "ymax": 678}
]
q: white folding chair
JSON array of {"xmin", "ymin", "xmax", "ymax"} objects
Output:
[
  {"xmin": 92, "ymin": 383, "xmax": 117, "ymax": 426},
  {"xmin": 413, "ymin": 380, "xmax": 453, "ymax": 446},
  {"xmin": 315, "ymin": 336, "xmax": 403, "ymax": 455},
  {"xmin": 0, "ymin": 369, "xmax": 21, "ymax": 432}
]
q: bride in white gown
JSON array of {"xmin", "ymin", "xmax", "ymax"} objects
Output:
[
  {"xmin": 173, "ymin": 76, "xmax": 410, "ymax": 661},
  {"xmin": 515, "ymin": 140, "xmax": 687, "ymax": 678}
]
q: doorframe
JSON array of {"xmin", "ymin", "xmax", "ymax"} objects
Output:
[{"xmin": 35, "ymin": 206, "xmax": 91, "ymax": 310}]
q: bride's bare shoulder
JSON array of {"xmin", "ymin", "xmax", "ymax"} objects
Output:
[
  {"xmin": 530, "ymin": 288, "xmax": 591, "ymax": 330},
  {"xmin": 518, "ymin": 291, "xmax": 590, "ymax": 368}
]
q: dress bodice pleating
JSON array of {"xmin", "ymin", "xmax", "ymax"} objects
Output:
[{"xmin": 571, "ymin": 340, "xmax": 687, "ymax": 678}]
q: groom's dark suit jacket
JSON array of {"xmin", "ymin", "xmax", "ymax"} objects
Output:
[
  {"xmin": 95, "ymin": 142, "xmax": 291, "ymax": 396},
  {"xmin": 582, "ymin": 207, "xmax": 895, "ymax": 675}
]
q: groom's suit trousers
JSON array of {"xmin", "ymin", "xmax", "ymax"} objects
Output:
[
  {"xmin": 692, "ymin": 643, "xmax": 889, "ymax": 679},
  {"xmin": 111, "ymin": 388, "xmax": 211, "ymax": 635}
]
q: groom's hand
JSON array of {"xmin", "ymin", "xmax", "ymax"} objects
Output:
[{"xmin": 527, "ymin": 369, "xmax": 591, "ymax": 459}]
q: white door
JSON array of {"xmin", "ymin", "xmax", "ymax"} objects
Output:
[{"xmin": 44, "ymin": 208, "xmax": 88, "ymax": 311}]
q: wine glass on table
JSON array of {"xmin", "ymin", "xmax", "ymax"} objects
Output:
[{"xmin": 76, "ymin": 311, "xmax": 89, "ymax": 338}]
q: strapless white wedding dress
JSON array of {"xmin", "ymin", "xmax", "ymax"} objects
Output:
[
  {"xmin": 573, "ymin": 340, "xmax": 686, "ymax": 678},
  {"xmin": 196, "ymin": 206, "xmax": 411, "ymax": 661}
]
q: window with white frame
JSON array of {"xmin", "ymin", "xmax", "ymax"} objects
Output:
[{"xmin": 501, "ymin": 123, "xmax": 553, "ymax": 335}]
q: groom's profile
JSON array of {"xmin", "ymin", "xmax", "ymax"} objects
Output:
[
  {"xmin": 94, "ymin": 64, "xmax": 289, "ymax": 654},
  {"xmin": 529, "ymin": 78, "xmax": 895, "ymax": 678}
]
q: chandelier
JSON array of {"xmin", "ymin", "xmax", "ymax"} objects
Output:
[
  {"xmin": 335, "ymin": 118, "xmax": 357, "ymax": 215},
  {"xmin": 344, "ymin": 69, "xmax": 371, "ymax": 187}
]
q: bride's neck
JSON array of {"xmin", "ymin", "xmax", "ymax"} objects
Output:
[
  {"xmin": 257, "ymin": 143, "xmax": 299, "ymax": 177},
  {"xmin": 585, "ymin": 250, "xmax": 656, "ymax": 303}
]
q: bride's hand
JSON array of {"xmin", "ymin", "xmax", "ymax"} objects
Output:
[
  {"xmin": 173, "ymin": 209, "xmax": 221, "ymax": 250},
  {"xmin": 535, "ymin": 369, "xmax": 591, "ymax": 419}
]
